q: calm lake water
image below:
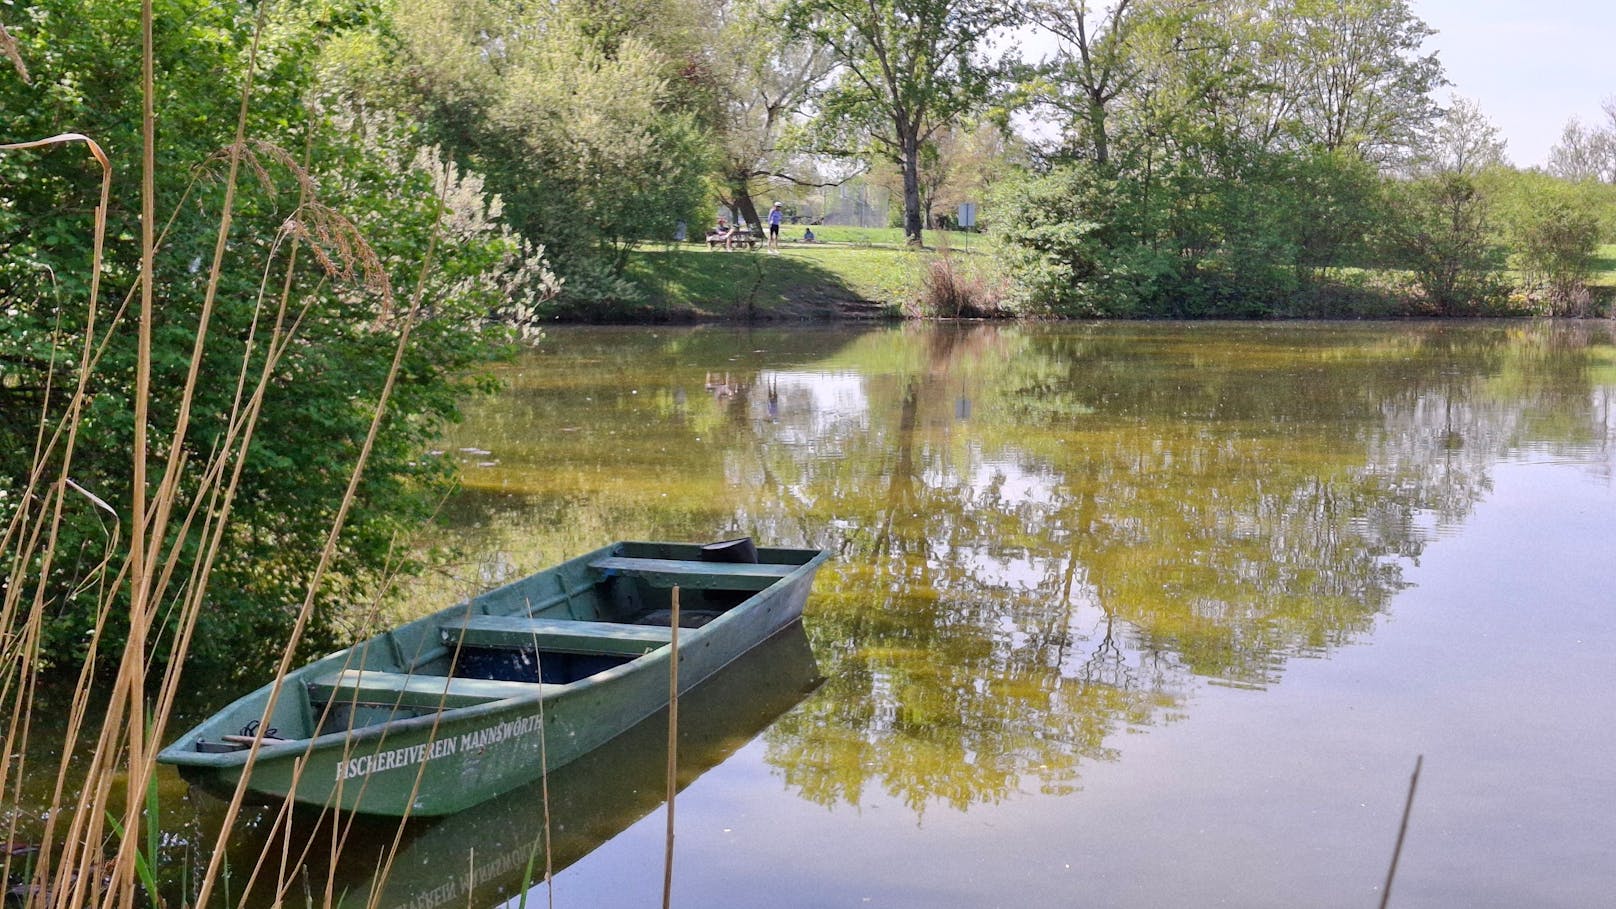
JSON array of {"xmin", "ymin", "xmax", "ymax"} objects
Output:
[
  {"xmin": 419, "ymin": 321, "xmax": 1615, "ymax": 909},
  {"xmin": 21, "ymin": 321, "xmax": 1610, "ymax": 908}
]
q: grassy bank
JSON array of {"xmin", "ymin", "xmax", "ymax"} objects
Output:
[
  {"xmin": 618, "ymin": 233, "xmax": 1616, "ymax": 322},
  {"xmin": 620, "ymin": 226, "xmax": 997, "ymax": 321}
]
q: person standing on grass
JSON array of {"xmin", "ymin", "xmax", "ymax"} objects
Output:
[{"xmin": 768, "ymin": 202, "xmax": 783, "ymax": 250}]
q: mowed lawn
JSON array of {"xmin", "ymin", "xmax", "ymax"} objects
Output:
[
  {"xmin": 622, "ymin": 234, "xmax": 1616, "ymax": 320},
  {"xmin": 623, "ymin": 226, "xmax": 992, "ymax": 320},
  {"xmin": 1591, "ymin": 243, "xmax": 1616, "ymax": 287}
]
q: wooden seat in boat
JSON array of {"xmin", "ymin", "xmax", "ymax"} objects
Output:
[
  {"xmin": 437, "ymin": 615, "xmax": 672, "ymax": 655},
  {"xmin": 306, "ymin": 668, "xmax": 550, "ymax": 709},
  {"xmin": 588, "ymin": 556, "xmax": 796, "ymax": 590}
]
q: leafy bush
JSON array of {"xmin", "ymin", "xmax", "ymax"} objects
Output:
[
  {"xmin": 1380, "ymin": 173, "xmax": 1509, "ymax": 315},
  {"xmin": 989, "ymin": 164, "xmax": 1174, "ymax": 317},
  {"xmin": 1484, "ymin": 169, "xmax": 1609, "ymax": 315},
  {"xmin": 1, "ymin": 0, "xmax": 533, "ymax": 676}
]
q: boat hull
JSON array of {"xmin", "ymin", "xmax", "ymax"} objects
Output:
[{"xmin": 159, "ymin": 541, "xmax": 828, "ymax": 816}]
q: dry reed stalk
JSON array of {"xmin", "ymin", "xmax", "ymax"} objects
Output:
[
  {"xmin": 662, "ymin": 586, "xmax": 680, "ymax": 909},
  {"xmin": 141, "ymin": 166, "xmax": 333, "ymax": 709},
  {"xmin": 1, "ymin": 21, "xmax": 29, "ymax": 83},
  {"xmin": 0, "ymin": 132, "xmax": 111, "ymax": 909},
  {"xmin": 1, "ymin": 7, "xmax": 448, "ymax": 907},
  {"xmin": 108, "ymin": 9, "xmax": 161, "ymax": 904},
  {"xmin": 32, "ymin": 7, "xmax": 171, "ymax": 907},
  {"xmin": 1379, "ymin": 755, "xmax": 1423, "ymax": 909},
  {"xmin": 38, "ymin": 4, "xmax": 273, "ymax": 904},
  {"xmin": 1, "ymin": 17, "xmax": 383, "ymax": 909},
  {"xmin": 190, "ymin": 157, "xmax": 432, "ymax": 909},
  {"xmin": 248, "ymin": 207, "xmax": 449, "ymax": 909},
  {"xmin": 538, "ymin": 649, "xmax": 556, "ymax": 909},
  {"xmin": 508, "ymin": 597, "xmax": 556, "ymax": 909},
  {"xmin": 2, "ymin": 150, "xmax": 235, "ymax": 905}
]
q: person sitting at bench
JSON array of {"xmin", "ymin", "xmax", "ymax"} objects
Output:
[{"xmin": 706, "ymin": 218, "xmax": 736, "ymax": 250}]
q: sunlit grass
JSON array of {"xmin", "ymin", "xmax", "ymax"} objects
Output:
[
  {"xmin": 627, "ymin": 230, "xmax": 993, "ymax": 319},
  {"xmin": 1589, "ymin": 243, "xmax": 1616, "ymax": 287}
]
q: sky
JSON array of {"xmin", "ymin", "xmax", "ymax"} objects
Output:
[{"xmin": 1412, "ymin": 0, "xmax": 1616, "ymax": 168}]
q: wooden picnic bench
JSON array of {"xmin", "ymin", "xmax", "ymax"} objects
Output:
[{"xmin": 706, "ymin": 229, "xmax": 759, "ymax": 249}]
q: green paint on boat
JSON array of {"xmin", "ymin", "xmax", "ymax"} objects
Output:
[{"xmin": 157, "ymin": 540, "xmax": 830, "ymax": 817}]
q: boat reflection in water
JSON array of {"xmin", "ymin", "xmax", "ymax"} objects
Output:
[{"xmin": 203, "ymin": 622, "xmax": 820, "ymax": 909}]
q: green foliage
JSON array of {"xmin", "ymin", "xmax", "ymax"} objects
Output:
[
  {"xmin": 990, "ymin": 0, "xmax": 1471, "ymax": 315},
  {"xmin": 988, "ymin": 163, "xmax": 1173, "ymax": 317},
  {"xmin": 1380, "ymin": 174, "xmax": 1509, "ymax": 315},
  {"xmin": 991, "ymin": 146, "xmax": 1399, "ymax": 318},
  {"xmin": 374, "ymin": 0, "xmax": 719, "ymax": 316},
  {"xmin": 1, "ymin": 0, "xmax": 524, "ymax": 675},
  {"xmin": 1484, "ymin": 169, "xmax": 1609, "ymax": 315}
]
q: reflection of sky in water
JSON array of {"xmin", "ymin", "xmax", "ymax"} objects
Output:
[
  {"xmin": 952, "ymin": 545, "xmax": 1051, "ymax": 591},
  {"xmin": 967, "ymin": 456, "xmax": 1054, "ymax": 509},
  {"xmin": 755, "ymin": 369, "xmax": 869, "ymax": 436}
]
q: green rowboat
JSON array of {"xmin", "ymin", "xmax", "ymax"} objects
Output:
[{"xmin": 158, "ymin": 539, "xmax": 830, "ymax": 817}]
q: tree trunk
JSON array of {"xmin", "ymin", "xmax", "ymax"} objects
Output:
[
  {"xmin": 732, "ymin": 184, "xmax": 762, "ymax": 232},
  {"xmin": 1088, "ymin": 92, "xmax": 1110, "ymax": 165},
  {"xmin": 900, "ymin": 129, "xmax": 925, "ymax": 247}
]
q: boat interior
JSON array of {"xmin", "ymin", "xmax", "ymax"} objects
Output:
[{"xmin": 209, "ymin": 542, "xmax": 809, "ymax": 744}]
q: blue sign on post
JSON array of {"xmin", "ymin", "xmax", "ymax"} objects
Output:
[{"xmin": 957, "ymin": 202, "xmax": 977, "ymax": 229}]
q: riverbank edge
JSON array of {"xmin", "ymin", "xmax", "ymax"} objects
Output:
[{"xmin": 541, "ymin": 239, "xmax": 1616, "ymax": 324}]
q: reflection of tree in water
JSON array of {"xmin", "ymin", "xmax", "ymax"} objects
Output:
[
  {"xmin": 434, "ymin": 322, "xmax": 1616, "ymax": 816},
  {"xmin": 764, "ymin": 332, "xmax": 1184, "ymax": 813},
  {"xmin": 750, "ymin": 322, "xmax": 1616, "ymax": 812}
]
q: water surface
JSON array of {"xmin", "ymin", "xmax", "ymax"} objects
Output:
[{"xmin": 420, "ymin": 321, "xmax": 1615, "ymax": 908}]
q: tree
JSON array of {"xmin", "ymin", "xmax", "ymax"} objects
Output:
[
  {"xmin": 1413, "ymin": 95, "xmax": 1508, "ymax": 177},
  {"xmin": 1026, "ymin": 0, "xmax": 1151, "ymax": 165},
  {"xmin": 1269, "ymin": 0, "xmax": 1443, "ymax": 164},
  {"xmin": 1382, "ymin": 174, "xmax": 1507, "ymax": 315},
  {"xmin": 710, "ymin": 0, "xmax": 836, "ymax": 229},
  {"xmin": 784, "ymin": 0, "xmax": 1020, "ymax": 246},
  {"xmin": 1147, "ymin": 0, "xmax": 1442, "ymax": 164},
  {"xmin": 1546, "ymin": 100, "xmax": 1616, "ymax": 183}
]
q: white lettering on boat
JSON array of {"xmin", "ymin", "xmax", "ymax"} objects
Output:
[
  {"xmin": 457, "ymin": 713, "xmax": 544, "ymax": 752},
  {"xmin": 335, "ymin": 736, "xmax": 457, "ymax": 782},
  {"xmin": 335, "ymin": 711, "xmax": 545, "ymax": 782}
]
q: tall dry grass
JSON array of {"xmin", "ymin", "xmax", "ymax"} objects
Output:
[
  {"xmin": 914, "ymin": 237, "xmax": 1009, "ymax": 319},
  {"xmin": 0, "ymin": 6, "xmax": 458, "ymax": 908}
]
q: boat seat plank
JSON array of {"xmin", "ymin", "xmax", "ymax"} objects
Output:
[
  {"xmin": 439, "ymin": 615, "xmax": 672, "ymax": 655},
  {"xmin": 589, "ymin": 556, "xmax": 796, "ymax": 590},
  {"xmin": 307, "ymin": 669, "xmax": 552, "ymax": 709}
]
